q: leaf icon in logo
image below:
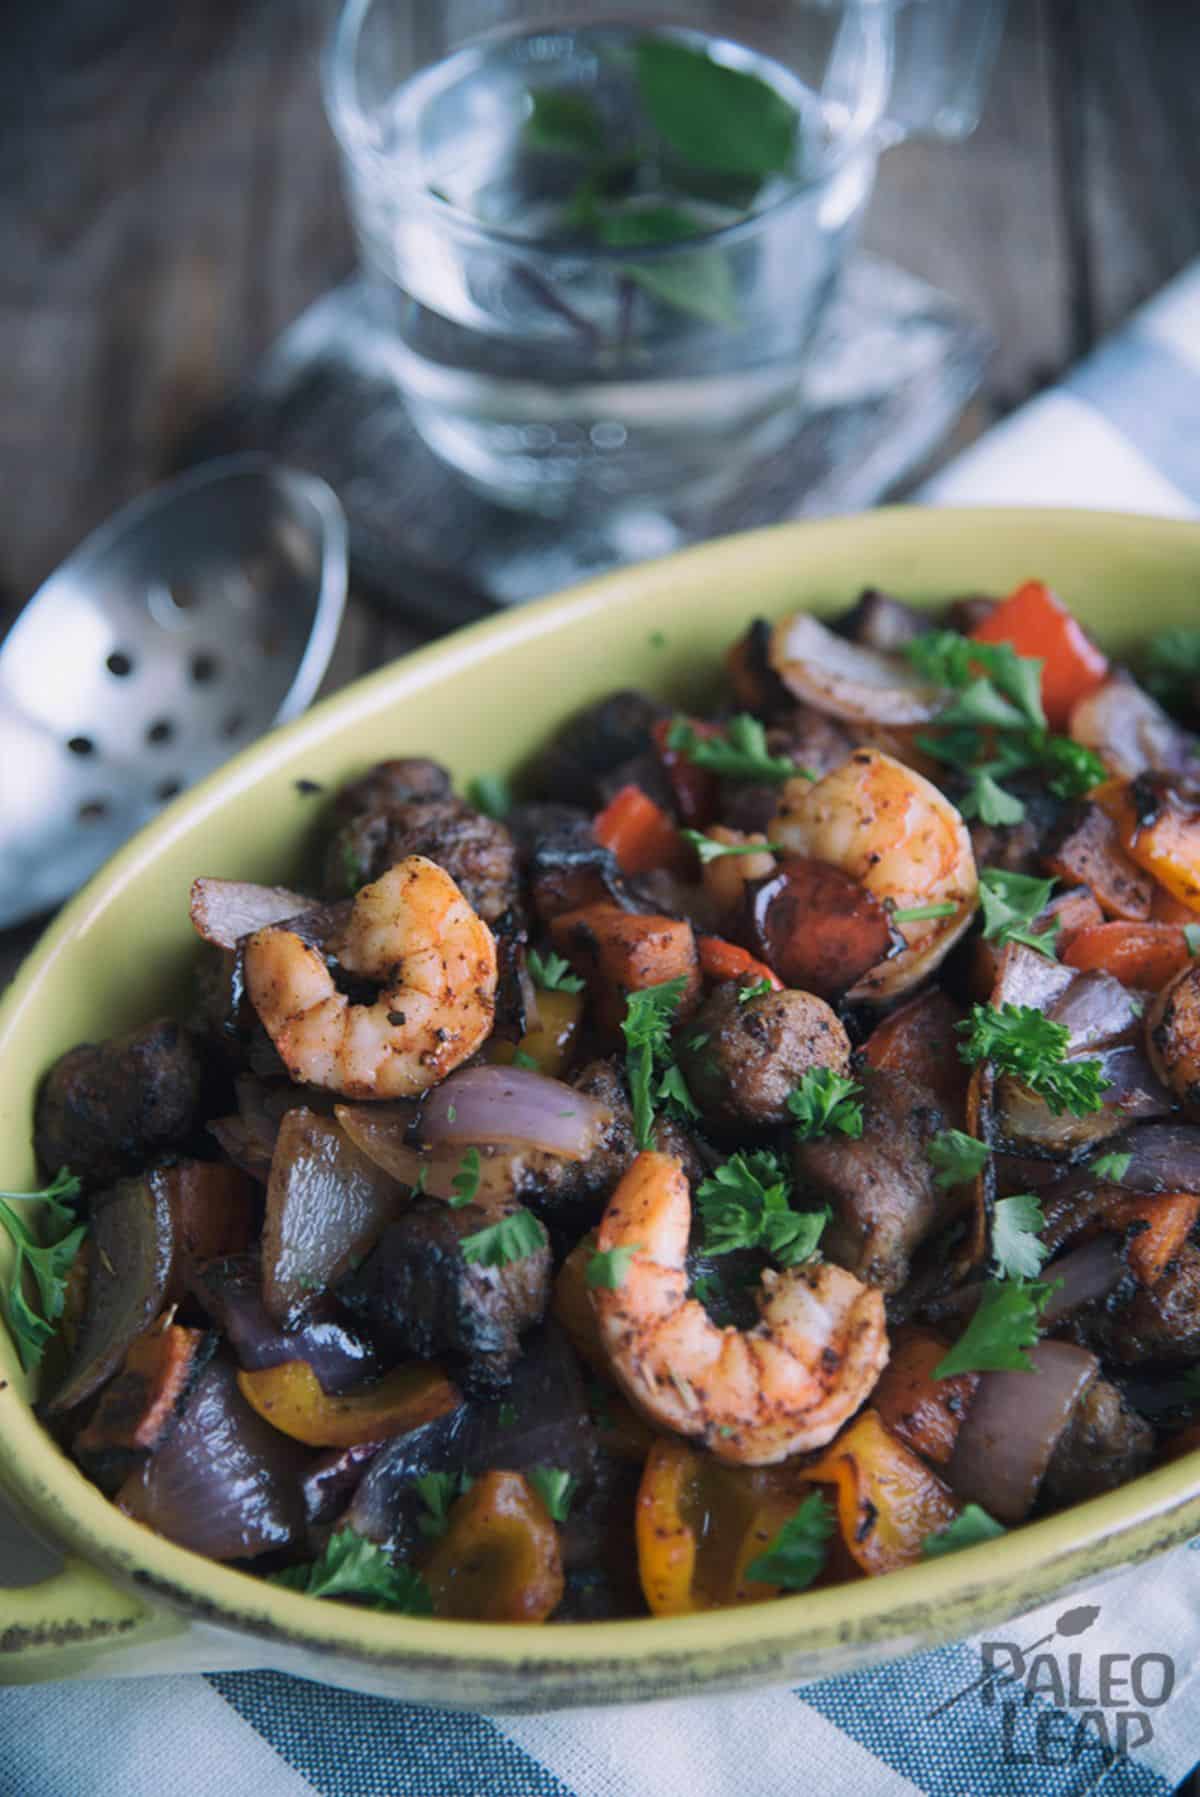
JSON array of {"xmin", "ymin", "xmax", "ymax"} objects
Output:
[{"xmin": 1055, "ymin": 1604, "xmax": 1101, "ymax": 1637}]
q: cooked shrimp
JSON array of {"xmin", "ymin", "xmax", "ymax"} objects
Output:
[
  {"xmin": 770, "ymin": 747, "xmax": 977, "ymax": 1003},
  {"xmin": 244, "ymin": 855, "xmax": 497, "ymax": 1099},
  {"xmin": 591, "ymin": 1151, "xmax": 888, "ymax": 1465}
]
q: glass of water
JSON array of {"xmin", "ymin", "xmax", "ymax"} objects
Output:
[{"xmin": 324, "ymin": 1, "xmax": 1003, "ymax": 526}]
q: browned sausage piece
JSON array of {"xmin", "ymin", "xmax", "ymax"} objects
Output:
[
  {"xmin": 1147, "ymin": 962, "xmax": 1200, "ymax": 1118},
  {"xmin": 676, "ymin": 982, "xmax": 850, "ymax": 1128},
  {"xmin": 34, "ymin": 1018, "xmax": 204, "ymax": 1189},
  {"xmin": 326, "ymin": 795, "xmax": 518, "ymax": 921}
]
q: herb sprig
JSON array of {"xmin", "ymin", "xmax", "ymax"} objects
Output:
[
  {"xmin": 978, "ymin": 867, "xmax": 1060, "ymax": 959},
  {"xmin": 745, "ymin": 1491, "xmax": 833, "ymax": 1589},
  {"xmin": 922, "ymin": 1505, "xmax": 1006, "ymax": 1558},
  {"xmin": 666, "ymin": 715, "xmax": 804, "ymax": 784},
  {"xmin": 460, "ymin": 1208, "xmax": 547, "ymax": 1268},
  {"xmin": 527, "ymin": 948, "xmax": 585, "ymax": 994},
  {"xmin": 621, "ymin": 977, "xmax": 698, "ymax": 1150},
  {"xmin": 681, "ymin": 829, "xmax": 781, "ymax": 864},
  {"xmin": 934, "ymin": 1277, "xmax": 1060, "ymax": 1379},
  {"xmin": 787, "ymin": 1068, "xmax": 864, "ymax": 1142},
  {"xmin": 694, "ymin": 1149, "xmax": 828, "ymax": 1267},
  {"xmin": 956, "ymin": 1003, "xmax": 1109, "ymax": 1117},
  {"xmin": 269, "ymin": 1529, "xmax": 432, "ymax": 1613},
  {"xmin": 907, "ymin": 631, "xmax": 1106, "ymax": 823},
  {"xmin": 0, "ymin": 1170, "xmax": 86, "ymax": 1371}
]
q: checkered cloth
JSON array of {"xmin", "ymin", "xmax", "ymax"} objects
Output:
[{"xmin": 6, "ymin": 261, "xmax": 1200, "ymax": 1797}]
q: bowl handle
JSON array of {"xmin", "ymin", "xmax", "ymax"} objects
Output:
[{"xmin": 1, "ymin": 1554, "xmax": 184, "ymax": 1683}]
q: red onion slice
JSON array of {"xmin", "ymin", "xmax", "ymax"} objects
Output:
[
  {"xmin": 995, "ymin": 1043, "xmax": 1172, "ymax": 1156},
  {"xmin": 334, "ymin": 1109, "xmax": 529, "ymax": 1209},
  {"xmin": 1048, "ymin": 972, "xmax": 1145, "ymax": 1053},
  {"xmin": 945, "ymin": 1339, "xmax": 1098, "ymax": 1522},
  {"xmin": 116, "ymin": 1357, "xmax": 308, "ymax": 1559},
  {"xmin": 1069, "ymin": 672, "xmax": 1196, "ymax": 780},
  {"xmin": 419, "ymin": 1065, "xmax": 610, "ymax": 1161},
  {"xmin": 768, "ymin": 612, "xmax": 942, "ymax": 725},
  {"xmin": 1041, "ymin": 1236, "xmax": 1126, "ymax": 1326},
  {"xmin": 190, "ymin": 878, "xmax": 312, "ymax": 950}
]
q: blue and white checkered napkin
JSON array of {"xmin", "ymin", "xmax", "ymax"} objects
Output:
[{"xmin": 7, "ymin": 261, "xmax": 1200, "ymax": 1797}]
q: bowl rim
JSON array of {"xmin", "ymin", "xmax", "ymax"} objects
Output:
[{"xmin": 4, "ymin": 504, "xmax": 1200, "ymax": 1696}]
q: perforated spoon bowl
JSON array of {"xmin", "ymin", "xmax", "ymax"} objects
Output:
[{"xmin": 0, "ymin": 455, "xmax": 347, "ymax": 929}]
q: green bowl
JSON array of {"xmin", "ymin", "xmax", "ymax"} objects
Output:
[{"xmin": 3, "ymin": 507, "xmax": 1200, "ymax": 1704}]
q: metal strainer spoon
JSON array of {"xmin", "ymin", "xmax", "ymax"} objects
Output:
[{"xmin": 0, "ymin": 455, "xmax": 348, "ymax": 930}]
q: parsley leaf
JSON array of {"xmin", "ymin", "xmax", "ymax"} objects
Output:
[
  {"xmin": 1091, "ymin": 1148, "xmax": 1133, "ymax": 1182},
  {"xmin": 528, "ymin": 1465, "xmax": 577, "ymax": 1523},
  {"xmin": 956, "ymin": 1003, "xmax": 1110, "ymax": 1117},
  {"xmin": 511, "ymin": 1049, "xmax": 539, "ymax": 1071},
  {"xmin": 787, "ymin": 1067, "xmax": 864, "ymax": 1142},
  {"xmin": 891, "ymin": 901, "xmax": 958, "ymax": 924},
  {"xmin": 621, "ymin": 976, "xmax": 693, "ymax": 1150},
  {"xmin": 934, "ymin": 1277, "xmax": 1059, "ymax": 1378},
  {"xmin": 1040, "ymin": 735, "xmax": 1107, "ymax": 800},
  {"xmin": 992, "ymin": 1193, "xmax": 1048, "ymax": 1281},
  {"xmin": 268, "ymin": 1529, "xmax": 433, "ymax": 1613},
  {"xmin": 681, "ymin": 828, "xmax": 781, "ymax": 864},
  {"xmin": 928, "ymin": 1129, "xmax": 990, "ymax": 1190},
  {"xmin": 695, "ymin": 1149, "xmax": 828, "ymax": 1267},
  {"xmin": 415, "ymin": 1471, "xmax": 467, "ymax": 1539},
  {"xmin": 922, "ymin": 1504, "xmax": 1006, "ymax": 1558},
  {"xmin": 449, "ymin": 1148, "xmax": 481, "ymax": 1208},
  {"xmin": 1143, "ymin": 627, "xmax": 1200, "ymax": 713},
  {"xmin": 586, "ymin": 1243, "xmax": 643, "ymax": 1289},
  {"xmin": 737, "ymin": 977, "xmax": 774, "ymax": 1004},
  {"xmin": 460, "ymin": 1208, "xmax": 546, "ymax": 1268},
  {"xmin": 666, "ymin": 715, "xmax": 801, "ymax": 783},
  {"xmin": 745, "ymin": 1491, "xmax": 833, "ymax": 1589},
  {"xmin": 527, "ymin": 947, "xmax": 585, "ymax": 994},
  {"xmin": 466, "ymin": 773, "xmax": 512, "ymax": 820},
  {"xmin": 1186, "ymin": 924, "xmax": 1200, "ymax": 959},
  {"xmin": 978, "ymin": 867, "xmax": 1060, "ymax": 959},
  {"xmin": 0, "ymin": 1171, "xmax": 86, "ymax": 1371},
  {"xmin": 961, "ymin": 770, "xmax": 1028, "ymax": 826}
]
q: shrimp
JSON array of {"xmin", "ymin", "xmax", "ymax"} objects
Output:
[
  {"xmin": 244, "ymin": 855, "xmax": 497, "ymax": 1099},
  {"xmin": 770, "ymin": 747, "xmax": 977, "ymax": 1003},
  {"xmin": 591, "ymin": 1151, "xmax": 889, "ymax": 1466}
]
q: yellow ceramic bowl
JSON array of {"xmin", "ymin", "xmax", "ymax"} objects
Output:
[{"xmin": 4, "ymin": 508, "xmax": 1200, "ymax": 1705}]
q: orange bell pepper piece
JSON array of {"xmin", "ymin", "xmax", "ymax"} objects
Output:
[
  {"xmin": 237, "ymin": 1359, "xmax": 460, "ymax": 1448},
  {"xmin": 1094, "ymin": 780, "xmax": 1200, "ymax": 915},
  {"xmin": 1107, "ymin": 1194, "xmax": 1200, "ymax": 1287},
  {"xmin": 551, "ymin": 1231, "xmax": 607, "ymax": 1374},
  {"xmin": 593, "ymin": 783, "xmax": 687, "ymax": 875},
  {"xmin": 696, "ymin": 935, "xmax": 783, "ymax": 990},
  {"xmin": 869, "ymin": 1326, "xmax": 979, "ymax": 1468},
  {"xmin": 75, "ymin": 1320, "xmax": 207, "ymax": 1460},
  {"xmin": 635, "ymin": 1437, "xmax": 799, "ymax": 1615},
  {"xmin": 970, "ymin": 579, "xmax": 1108, "ymax": 730},
  {"xmin": 1063, "ymin": 921, "xmax": 1198, "ymax": 990},
  {"xmin": 805, "ymin": 1409, "xmax": 958, "ymax": 1576},
  {"xmin": 423, "ymin": 1469, "xmax": 563, "ymax": 1622},
  {"xmin": 486, "ymin": 985, "xmax": 583, "ymax": 1078}
]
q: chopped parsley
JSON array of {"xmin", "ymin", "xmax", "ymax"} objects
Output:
[
  {"xmin": 978, "ymin": 867, "xmax": 1060, "ymax": 959},
  {"xmin": 934, "ymin": 1277, "xmax": 1060, "ymax": 1378},
  {"xmin": 744, "ymin": 1491, "xmax": 834, "ymax": 1589},
  {"xmin": 527, "ymin": 947, "xmax": 585, "ymax": 994},
  {"xmin": 1143, "ymin": 626, "xmax": 1200, "ymax": 713},
  {"xmin": 585, "ymin": 1243, "xmax": 643, "ymax": 1289},
  {"xmin": 956, "ymin": 1003, "xmax": 1109, "ymax": 1117},
  {"xmin": 448, "ymin": 1148, "xmax": 482, "ymax": 1208},
  {"xmin": 511, "ymin": 1048, "xmax": 539, "ymax": 1071},
  {"xmin": 1186, "ymin": 924, "xmax": 1200, "ymax": 959},
  {"xmin": 907, "ymin": 631, "xmax": 1106, "ymax": 821},
  {"xmin": 927, "ymin": 1129, "xmax": 990, "ymax": 1190},
  {"xmin": 891, "ymin": 901, "xmax": 958, "ymax": 924},
  {"xmin": 415, "ymin": 1471, "xmax": 471, "ymax": 1539},
  {"xmin": 0, "ymin": 1169, "xmax": 86, "ymax": 1372},
  {"xmin": 466, "ymin": 773, "xmax": 512, "ymax": 819},
  {"xmin": 621, "ymin": 977, "xmax": 698, "ymax": 1150},
  {"xmin": 528, "ymin": 1466, "xmax": 577, "ymax": 1523},
  {"xmin": 498, "ymin": 1401, "xmax": 517, "ymax": 1428},
  {"xmin": 680, "ymin": 828, "xmax": 782, "ymax": 864},
  {"xmin": 460, "ymin": 1207, "xmax": 546, "ymax": 1268},
  {"xmin": 666, "ymin": 714, "xmax": 804, "ymax": 784},
  {"xmin": 737, "ymin": 978, "xmax": 774, "ymax": 1004},
  {"xmin": 992, "ymin": 1193, "xmax": 1048, "ymax": 1281},
  {"xmin": 695, "ymin": 1149, "xmax": 828, "ymax": 1267},
  {"xmin": 269, "ymin": 1529, "xmax": 432, "ymax": 1613},
  {"xmin": 1091, "ymin": 1148, "xmax": 1133, "ymax": 1182},
  {"xmin": 787, "ymin": 1067, "xmax": 864, "ymax": 1142},
  {"xmin": 922, "ymin": 1504, "xmax": 1006, "ymax": 1558}
]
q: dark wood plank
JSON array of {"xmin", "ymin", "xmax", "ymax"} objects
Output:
[{"xmin": 864, "ymin": 0, "xmax": 1070, "ymax": 414}]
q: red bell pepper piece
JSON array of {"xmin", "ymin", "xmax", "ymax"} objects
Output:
[
  {"xmin": 970, "ymin": 580, "xmax": 1108, "ymax": 731},
  {"xmin": 696, "ymin": 935, "xmax": 783, "ymax": 990},
  {"xmin": 593, "ymin": 784, "xmax": 686, "ymax": 876}
]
